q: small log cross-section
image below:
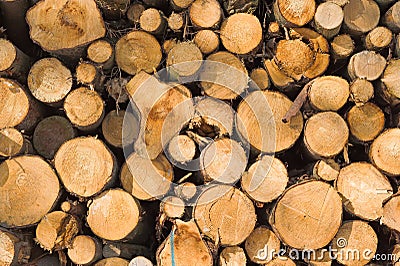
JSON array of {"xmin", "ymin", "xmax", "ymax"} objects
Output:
[
  {"xmin": 237, "ymin": 91, "xmax": 303, "ymax": 153},
  {"xmin": 0, "ymin": 38, "xmax": 31, "ymax": 82},
  {"xmin": 331, "ymin": 34, "xmax": 355, "ymax": 59},
  {"xmin": 219, "ymin": 246, "xmax": 247, "ymax": 266},
  {"xmin": 200, "ymin": 138, "xmax": 247, "ymax": 184},
  {"xmin": 189, "ymin": 0, "xmax": 222, "ymax": 29},
  {"xmin": 28, "ymin": 57, "xmax": 72, "ymax": 106},
  {"xmin": 26, "ymin": 0, "xmax": 106, "ymax": 60},
  {"xmin": 335, "ymin": 162, "xmax": 393, "ymax": 220},
  {"xmin": 87, "ymin": 189, "xmax": 140, "ymax": 241},
  {"xmin": 67, "ymin": 235, "xmax": 102, "ymax": 265},
  {"xmin": 200, "ymin": 51, "xmax": 248, "ymax": 100},
  {"xmin": 343, "ymin": 0, "xmax": 380, "ymax": 35},
  {"xmin": 0, "ymin": 156, "xmax": 60, "ymax": 228},
  {"xmin": 245, "ymin": 226, "xmax": 281, "ymax": 264},
  {"xmin": 35, "ymin": 211, "xmax": 79, "ymax": 251},
  {"xmin": 270, "ymin": 180, "xmax": 342, "ymax": 250},
  {"xmin": 308, "ymin": 76, "xmax": 350, "ymax": 111},
  {"xmin": 87, "ymin": 39, "xmax": 114, "ymax": 72},
  {"xmin": 365, "ymin": 26, "xmax": 393, "ymax": 50},
  {"xmin": 304, "ymin": 111, "xmax": 349, "ymax": 158},
  {"xmin": 64, "ymin": 87, "xmax": 105, "ymax": 131},
  {"xmin": 166, "ymin": 42, "xmax": 203, "ymax": 78},
  {"xmin": 331, "ymin": 221, "xmax": 378, "ymax": 266},
  {"xmin": 369, "ymin": 128, "xmax": 400, "ymax": 176},
  {"xmin": 140, "ymin": 8, "xmax": 167, "ymax": 35},
  {"xmin": 314, "ymin": 2, "xmax": 344, "ymax": 39},
  {"xmin": 102, "ymin": 110, "xmax": 139, "ymax": 149},
  {"xmin": 166, "ymin": 134, "xmax": 196, "ymax": 165},
  {"xmin": 156, "ymin": 219, "xmax": 213, "ymax": 266},
  {"xmin": 220, "ymin": 13, "xmax": 262, "ymax": 54},
  {"xmin": 115, "ymin": 31, "xmax": 162, "ymax": 75},
  {"xmin": 193, "ymin": 30, "xmax": 220, "ymax": 55},
  {"xmin": 349, "ymin": 78, "xmax": 374, "ymax": 105},
  {"xmin": 54, "ymin": 136, "xmax": 117, "ymax": 198},
  {"xmin": 274, "ymin": 0, "xmax": 316, "ymax": 27},
  {"xmin": 347, "ymin": 51, "xmax": 386, "ymax": 81},
  {"xmin": 241, "ymin": 156, "xmax": 289, "ymax": 203},
  {"xmin": 194, "ymin": 185, "xmax": 256, "ymax": 246}
]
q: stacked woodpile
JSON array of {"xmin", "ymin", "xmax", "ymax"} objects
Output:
[{"xmin": 1, "ymin": 0, "xmax": 400, "ymax": 265}]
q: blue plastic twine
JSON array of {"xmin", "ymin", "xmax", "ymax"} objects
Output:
[{"xmin": 170, "ymin": 228, "xmax": 176, "ymax": 266}]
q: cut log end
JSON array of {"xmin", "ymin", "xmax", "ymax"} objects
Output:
[
  {"xmin": 0, "ymin": 38, "xmax": 16, "ymax": 72},
  {"xmin": 189, "ymin": 0, "xmax": 222, "ymax": 29},
  {"xmin": 241, "ymin": 156, "xmax": 288, "ymax": 203},
  {"xmin": 54, "ymin": 136, "xmax": 116, "ymax": 198},
  {"xmin": 274, "ymin": 0, "xmax": 316, "ymax": 27},
  {"xmin": 370, "ymin": 128, "xmax": 400, "ymax": 176},
  {"xmin": 336, "ymin": 162, "xmax": 392, "ymax": 220},
  {"xmin": 270, "ymin": 180, "xmax": 342, "ymax": 250},
  {"xmin": 314, "ymin": 2, "xmax": 343, "ymax": 39},
  {"xmin": 349, "ymin": 78, "xmax": 374, "ymax": 105},
  {"xmin": 331, "ymin": 34, "xmax": 355, "ymax": 59},
  {"xmin": 67, "ymin": 235, "xmax": 102, "ymax": 265},
  {"xmin": 245, "ymin": 227, "xmax": 281, "ymax": 264},
  {"xmin": 304, "ymin": 112, "xmax": 349, "ymax": 158},
  {"xmin": 381, "ymin": 59, "xmax": 400, "ymax": 99},
  {"xmin": 174, "ymin": 182, "xmax": 197, "ymax": 201},
  {"xmin": 0, "ymin": 156, "xmax": 60, "ymax": 228},
  {"xmin": 312, "ymin": 159, "xmax": 340, "ymax": 181},
  {"xmin": 219, "ymin": 246, "xmax": 247, "ymax": 266},
  {"xmin": 140, "ymin": 8, "xmax": 166, "ymax": 35},
  {"xmin": 168, "ymin": 12, "xmax": 184, "ymax": 32},
  {"xmin": 250, "ymin": 68, "xmax": 270, "ymax": 90},
  {"xmin": 64, "ymin": 87, "xmax": 104, "ymax": 131},
  {"xmin": 347, "ymin": 102, "xmax": 385, "ymax": 142},
  {"xmin": 220, "ymin": 13, "xmax": 262, "ymax": 54},
  {"xmin": 87, "ymin": 189, "xmax": 140, "ymax": 241},
  {"xmin": 343, "ymin": 0, "xmax": 380, "ymax": 35},
  {"xmin": 94, "ymin": 257, "xmax": 130, "ymax": 266},
  {"xmin": 102, "ymin": 110, "xmax": 139, "ymax": 148},
  {"xmin": 193, "ymin": 30, "xmax": 219, "ymax": 55},
  {"xmin": 160, "ymin": 196, "xmax": 185, "ymax": 219},
  {"xmin": 167, "ymin": 42, "xmax": 203, "ymax": 77},
  {"xmin": 33, "ymin": 116, "xmax": 76, "ymax": 159},
  {"xmin": 76, "ymin": 62, "xmax": 99, "ymax": 85},
  {"xmin": 167, "ymin": 134, "xmax": 196, "ymax": 164},
  {"xmin": 365, "ymin": 26, "xmax": 393, "ymax": 50},
  {"xmin": 308, "ymin": 76, "xmax": 350, "ymax": 111},
  {"xmin": 87, "ymin": 39, "xmax": 114, "ymax": 68},
  {"xmin": 126, "ymin": 2, "xmax": 145, "ymax": 24},
  {"xmin": 0, "ymin": 128, "xmax": 25, "ymax": 158}
]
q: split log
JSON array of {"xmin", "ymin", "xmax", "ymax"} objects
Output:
[
  {"xmin": 335, "ymin": 162, "xmax": 393, "ymax": 220},
  {"xmin": 200, "ymin": 51, "xmax": 248, "ymax": 100},
  {"xmin": 126, "ymin": 2, "xmax": 146, "ymax": 25},
  {"xmin": 190, "ymin": 96, "xmax": 235, "ymax": 137},
  {"xmin": 381, "ymin": 59, "xmax": 400, "ymax": 101},
  {"xmin": 87, "ymin": 39, "xmax": 115, "ymax": 72},
  {"xmin": 349, "ymin": 78, "xmax": 374, "ymax": 105},
  {"xmin": 54, "ymin": 136, "xmax": 117, "ymax": 198},
  {"xmin": 331, "ymin": 34, "xmax": 355, "ymax": 59},
  {"xmin": 250, "ymin": 68, "xmax": 270, "ymax": 90},
  {"xmin": 222, "ymin": 0, "xmax": 258, "ymax": 14},
  {"xmin": 33, "ymin": 116, "xmax": 76, "ymax": 159},
  {"xmin": 244, "ymin": 226, "xmax": 281, "ymax": 264},
  {"xmin": 168, "ymin": 12, "xmax": 184, "ymax": 32},
  {"xmin": 67, "ymin": 235, "xmax": 102, "ymax": 265},
  {"xmin": 101, "ymin": 110, "xmax": 139, "ymax": 148},
  {"xmin": 200, "ymin": 138, "xmax": 247, "ymax": 184},
  {"xmin": 174, "ymin": 182, "xmax": 197, "ymax": 202},
  {"xmin": 237, "ymin": 91, "xmax": 303, "ymax": 153},
  {"xmin": 313, "ymin": 2, "xmax": 343, "ymax": 39},
  {"xmin": 140, "ymin": 8, "xmax": 167, "ymax": 35},
  {"xmin": 27, "ymin": 57, "xmax": 72, "ymax": 106},
  {"xmin": 193, "ymin": 30, "xmax": 219, "ymax": 55},
  {"xmin": 0, "ymin": 155, "xmax": 60, "ymax": 228},
  {"xmin": 189, "ymin": 0, "xmax": 222, "ymax": 29},
  {"xmin": 308, "ymin": 76, "xmax": 350, "ymax": 111},
  {"xmin": 220, "ymin": 13, "xmax": 262, "ymax": 54},
  {"xmin": 346, "ymin": 102, "xmax": 385, "ymax": 142},
  {"xmin": 103, "ymin": 242, "xmax": 153, "ymax": 260},
  {"xmin": 64, "ymin": 87, "xmax": 105, "ymax": 131},
  {"xmin": 87, "ymin": 189, "xmax": 141, "ymax": 241},
  {"xmin": 384, "ymin": 2, "xmax": 400, "ymax": 33},
  {"xmin": 170, "ymin": 0, "xmax": 195, "ymax": 10},
  {"xmin": 120, "ymin": 153, "xmax": 173, "ymax": 200},
  {"xmin": 219, "ymin": 246, "xmax": 247, "ymax": 266},
  {"xmin": 270, "ymin": 180, "xmax": 342, "ymax": 249},
  {"xmin": 160, "ymin": 196, "xmax": 185, "ymax": 219},
  {"xmin": 369, "ymin": 128, "xmax": 400, "ymax": 176},
  {"xmin": 0, "ymin": 229, "xmax": 31, "ymax": 265},
  {"xmin": 75, "ymin": 61, "xmax": 103, "ymax": 91},
  {"xmin": 0, "ymin": 128, "xmax": 26, "ymax": 158},
  {"xmin": 312, "ymin": 159, "xmax": 340, "ymax": 181},
  {"xmin": 129, "ymin": 256, "xmax": 153, "ymax": 266},
  {"xmin": 94, "ymin": 0, "xmax": 130, "ymax": 21},
  {"xmin": 0, "ymin": 38, "xmax": 31, "ymax": 82},
  {"xmin": 35, "ymin": 211, "xmax": 79, "ymax": 251},
  {"xmin": 331, "ymin": 221, "xmax": 377, "ymax": 266},
  {"xmin": 115, "ymin": 30, "xmax": 162, "ymax": 75},
  {"xmin": 365, "ymin": 26, "xmax": 393, "ymax": 50},
  {"xmin": 382, "ymin": 194, "xmax": 400, "ymax": 232},
  {"xmin": 194, "ymin": 185, "xmax": 256, "ymax": 246},
  {"xmin": 94, "ymin": 257, "xmax": 130, "ymax": 266},
  {"xmin": 166, "ymin": 134, "xmax": 196, "ymax": 165},
  {"xmin": 303, "ymin": 111, "xmax": 349, "ymax": 158},
  {"xmin": 343, "ymin": 0, "xmax": 380, "ymax": 35},
  {"xmin": 241, "ymin": 156, "xmax": 288, "ymax": 203},
  {"xmin": 273, "ymin": 0, "xmax": 316, "ymax": 27},
  {"xmin": 166, "ymin": 42, "xmax": 203, "ymax": 78},
  {"xmin": 156, "ymin": 219, "xmax": 213, "ymax": 266},
  {"xmin": 26, "ymin": 0, "xmax": 106, "ymax": 62}
]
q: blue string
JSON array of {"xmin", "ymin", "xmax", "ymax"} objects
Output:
[{"xmin": 170, "ymin": 228, "xmax": 176, "ymax": 266}]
